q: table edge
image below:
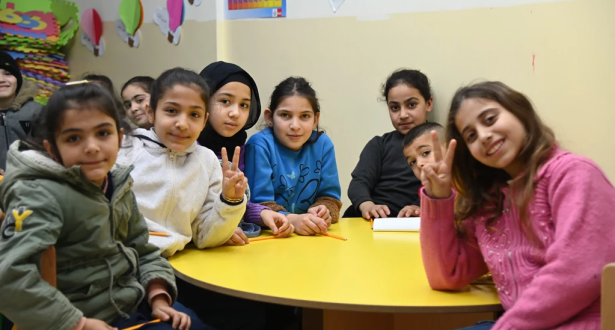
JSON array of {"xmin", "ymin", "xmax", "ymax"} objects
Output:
[{"xmin": 174, "ymin": 268, "xmax": 504, "ymax": 314}]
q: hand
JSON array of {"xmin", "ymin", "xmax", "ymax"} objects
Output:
[
  {"xmin": 287, "ymin": 213, "xmax": 328, "ymax": 236},
  {"xmin": 261, "ymin": 210, "xmax": 294, "ymax": 237},
  {"xmin": 308, "ymin": 205, "xmax": 332, "ymax": 226},
  {"xmin": 398, "ymin": 205, "xmax": 421, "ymax": 217},
  {"xmin": 151, "ymin": 296, "xmax": 191, "ymax": 330},
  {"xmin": 224, "ymin": 227, "xmax": 250, "ymax": 246},
  {"xmin": 83, "ymin": 319, "xmax": 117, "ymax": 330},
  {"xmin": 221, "ymin": 147, "xmax": 248, "ymax": 201},
  {"xmin": 420, "ymin": 131, "xmax": 457, "ymax": 199},
  {"xmin": 359, "ymin": 201, "xmax": 390, "ymax": 219}
]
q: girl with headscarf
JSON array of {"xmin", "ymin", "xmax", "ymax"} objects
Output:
[{"xmin": 198, "ymin": 62, "xmax": 293, "ymax": 245}]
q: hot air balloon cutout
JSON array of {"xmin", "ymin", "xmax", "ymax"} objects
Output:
[
  {"xmin": 188, "ymin": 0, "xmax": 202, "ymax": 6},
  {"xmin": 80, "ymin": 8, "xmax": 104, "ymax": 56},
  {"xmin": 153, "ymin": 0, "xmax": 184, "ymax": 45},
  {"xmin": 116, "ymin": 0, "xmax": 143, "ymax": 47}
]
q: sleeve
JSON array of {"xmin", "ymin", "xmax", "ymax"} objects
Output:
[
  {"xmin": 419, "ymin": 188, "xmax": 489, "ymax": 290},
  {"xmin": 243, "ymin": 201, "xmax": 268, "ymax": 226},
  {"xmin": 310, "ymin": 140, "xmax": 343, "ymax": 222},
  {"xmin": 348, "ymin": 137, "xmax": 382, "ymax": 212},
  {"xmin": 0, "ymin": 182, "xmax": 83, "ymax": 330},
  {"xmin": 123, "ymin": 191, "xmax": 178, "ymax": 302},
  {"xmin": 244, "ymin": 143, "xmax": 287, "ymax": 213},
  {"xmin": 492, "ymin": 159, "xmax": 615, "ymax": 330},
  {"xmin": 192, "ymin": 157, "xmax": 246, "ymax": 249}
]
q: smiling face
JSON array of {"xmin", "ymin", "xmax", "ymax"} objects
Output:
[
  {"xmin": 208, "ymin": 81, "xmax": 251, "ymax": 137},
  {"xmin": 403, "ymin": 133, "xmax": 447, "ymax": 179},
  {"xmin": 454, "ymin": 98, "xmax": 526, "ymax": 177},
  {"xmin": 265, "ymin": 95, "xmax": 320, "ymax": 151},
  {"xmin": 45, "ymin": 108, "xmax": 123, "ymax": 186},
  {"xmin": 147, "ymin": 84, "xmax": 208, "ymax": 152},
  {"xmin": 0, "ymin": 68, "xmax": 17, "ymax": 106},
  {"xmin": 387, "ymin": 84, "xmax": 433, "ymax": 135},
  {"xmin": 122, "ymin": 84, "xmax": 152, "ymax": 129}
]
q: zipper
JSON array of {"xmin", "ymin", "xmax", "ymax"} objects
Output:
[
  {"xmin": 1, "ymin": 113, "xmax": 9, "ymax": 150},
  {"xmin": 163, "ymin": 151, "xmax": 177, "ymax": 228}
]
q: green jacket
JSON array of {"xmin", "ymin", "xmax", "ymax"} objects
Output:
[{"xmin": 0, "ymin": 142, "xmax": 177, "ymax": 330}]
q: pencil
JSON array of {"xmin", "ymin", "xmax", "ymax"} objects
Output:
[
  {"xmin": 321, "ymin": 232, "xmax": 347, "ymax": 241},
  {"xmin": 370, "ymin": 218, "xmax": 374, "ymax": 229},
  {"xmin": 122, "ymin": 319, "xmax": 161, "ymax": 330},
  {"xmin": 249, "ymin": 236, "xmax": 276, "ymax": 242},
  {"xmin": 149, "ymin": 232, "xmax": 169, "ymax": 237}
]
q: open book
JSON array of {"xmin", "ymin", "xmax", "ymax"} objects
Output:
[{"xmin": 372, "ymin": 217, "xmax": 420, "ymax": 232}]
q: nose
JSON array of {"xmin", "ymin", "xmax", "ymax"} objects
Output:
[
  {"xmin": 130, "ymin": 102, "xmax": 140, "ymax": 112},
  {"xmin": 477, "ymin": 126, "xmax": 493, "ymax": 146},
  {"xmin": 228, "ymin": 104, "xmax": 239, "ymax": 118},
  {"xmin": 399, "ymin": 108, "xmax": 411, "ymax": 119},
  {"xmin": 176, "ymin": 114, "xmax": 188, "ymax": 130},
  {"xmin": 84, "ymin": 137, "xmax": 101, "ymax": 154},
  {"xmin": 289, "ymin": 118, "xmax": 300, "ymax": 131}
]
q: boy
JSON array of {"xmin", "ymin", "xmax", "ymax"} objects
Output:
[
  {"xmin": 401, "ymin": 122, "xmax": 448, "ymax": 216},
  {"xmin": 0, "ymin": 51, "xmax": 42, "ymax": 172}
]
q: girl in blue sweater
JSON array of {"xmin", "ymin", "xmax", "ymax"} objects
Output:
[{"xmin": 245, "ymin": 77, "xmax": 342, "ymax": 236}]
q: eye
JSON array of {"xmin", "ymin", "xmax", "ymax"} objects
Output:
[
  {"xmin": 136, "ymin": 98, "xmax": 144, "ymax": 104},
  {"xmin": 465, "ymin": 132, "xmax": 476, "ymax": 142},
  {"xmin": 241, "ymin": 102, "xmax": 250, "ymax": 109},
  {"xmin": 124, "ymin": 103, "xmax": 131, "ymax": 109},
  {"xmin": 422, "ymin": 150, "xmax": 431, "ymax": 157},
  {"xmin": 220, "ymin": 99, "xmax": 230, "ymax": 105},
  {"xmin": 409, "ymin": 102, "xmax": 417, "ymax": 108},
  {"xmin": 389, "ymin": 105, "xmax": 400, "ymax": 111},
  {"xmin": 165, "ymin": 108, "xmax": 178, "ymax": 114},
  {"xmin": 409, "ymin": 160, "xmax": 416, "ymax": 166},
  {"xmin": 485, "ymin": 115, "xmax": 497, "ymax": 125},
  {"xmin": 191, "ymin": 112, "xmax": 201, "ymax": 118},
  {"xmin": 301, "ymin": 114, "xmax": 312, "ymax": 119},
  {"xmin": 280, "ymin": 113, "xmax": 289, "ymax": 118},
  {"xmin": 66, "ymin": 135, "xmax": 80, "ymax": 143},
  {"xmin": 98, "ymin": 130, "xmax": 111, "ymax": 137}
]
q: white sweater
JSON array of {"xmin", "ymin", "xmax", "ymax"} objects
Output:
[{"xmin": 117, "ymin": 129, "xmax": 246, "ymax": 257}]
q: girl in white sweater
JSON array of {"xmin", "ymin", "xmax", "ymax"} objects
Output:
[{"xmin": 117, "ymin": 67, "xmax": 247, "ymax": 257}]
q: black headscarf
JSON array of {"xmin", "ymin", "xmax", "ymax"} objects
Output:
[{"xmin": 197, "ymin": 61, "xmax": 261, "ymax": 154}]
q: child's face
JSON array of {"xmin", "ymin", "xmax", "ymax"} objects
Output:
[
  {"xmin": 387, "ymin": 84, "xmax": 433, "ymax": 135},
  {"xmin": 122, "ymin": 84, "xmax": 151, "ymax": 128},
  {"xmin": 455, "ymin": 98, "xmax": 526, "ymax": 177},
  {"xmin": 403, "ymin": 133, "xmax": 447, "ymax": 179},
  {"xmin": 46, "ymin": 109, "xmax": 123, "ymax": 186},
  {"xmin": 208, "ymin": 82, "xmax": 251, "ymax": 137},
  {"xmin": 265, "ymin": 96, "xmax": 320, "ymax": 151},
  {"xmin": 147, "ymin": 84, "xmax": 208, "ymax": 152},
  {"xmin": 0, "ymin": 69, "xmax": 17, "ymax": 102}
]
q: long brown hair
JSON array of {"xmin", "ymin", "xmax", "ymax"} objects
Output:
[{"xmin": 446, "ymin": 81, "xmax": 555, "ymax": 240}]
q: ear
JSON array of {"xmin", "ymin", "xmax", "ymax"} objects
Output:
[
  {"xmin": 118, "ymin": 127, "xmax": 124, "ymax": 147},
  {"xmin": 43, "ymin": 140, "xmax": 60, "ymax": 163},
  {"xmin": 312, "ymin": 112, "xmax": 321, "ymax": 130},
  {"xmin": 146, "ymin": 104, "xmax": 155, "ymax": 125},
  {"xmin": 426, "ymin": 97, "xmax": 434, "ymax": 113},
  {"xmin": 264, "ymin": 108, "xmax": 274, "ymax": 127}
]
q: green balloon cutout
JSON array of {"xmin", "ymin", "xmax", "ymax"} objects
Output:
[{"xmin": 119, "ymin": 0, "xmax": 142, "ymax": 35}]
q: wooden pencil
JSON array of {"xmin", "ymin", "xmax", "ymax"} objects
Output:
[
  {"xmin": 149, "ymin": 232, "xmax": 169, "ymax": 237},
  {"xmin": 321, "ymin": 232, "xmax": 347, "ymax": 241},
  {"xmin": 249, "ymin": 236, "xmax": 276, "ymax": 242},
  {"xmin": 122, "ymin": 319, "xmax": 161, "ymax": 330}
]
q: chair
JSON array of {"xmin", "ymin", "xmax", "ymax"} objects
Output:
[{"xmin": 602, "ymin": 263, "xmax": 615, "ymax": 330}]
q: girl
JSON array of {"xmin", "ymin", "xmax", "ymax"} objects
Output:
[
  {"xmin": 121, "ymin": 76, "xmax": 155, "ymax": 129},
  {"xmin": 345, "ymin": 69, "xmax": 433, "ymax": 220},
  {"xmin": 117, "ymin": 67, "xmax": 247, "ymax": 257},
  {"xmin": 198, "ymin": 61, "xmax": 292, "ymax": 244},
  {"xmin": 420, "ymin": 81, "xmax": 615, "ymax": 330},
  {"xmin": 0, "ymin": 83, "xmax": 210, "ymax": 330},
  {"xmin": 245, "ymin": 77, "xmax": 342, "ymax": 236}
]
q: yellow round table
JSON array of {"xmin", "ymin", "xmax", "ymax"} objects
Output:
[{"xmin": 169, "ymin": 218, "xmax": 501, "ymax": 317}]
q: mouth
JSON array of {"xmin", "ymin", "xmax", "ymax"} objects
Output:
[
  {"xmin": 287, "ymin": 134, "xmax": 303, "ymax": 140},
  {"xmin": 224, "ymin": 122, "xmax": 238, "ymax": 129},
  {"xmin": 80, "ymin": 160, "xmax": 105, "ymax": 166},
  {"xmin": 399, "ymin": 123, "xmax": 414, "ymax": 129},
  {"xmin": 486, "ymin": 139, "xmax": 504, "ymax": 156},
  {"xmin": 170, "ymin": 133, "xmax": 189, "ymax": 140}
]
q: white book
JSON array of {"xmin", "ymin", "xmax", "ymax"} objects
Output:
[{"xmin": 372, "ymin": 217, "xmax": 420, "ymax": 232}]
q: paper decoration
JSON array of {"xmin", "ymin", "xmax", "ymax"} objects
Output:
[
  {"xmin": 80, "ymin": 8, "xmax": 103, "ymax": 56},
  {"xmin": 226, "ymin": 0, "xmax": 286, "ymax": 19},
  {"xmin": 117, "ymin": 0, "xmax": 143, "ymax": 48},
  {"xmin": 153, "ymin": 1, "xmax": 183, "ymax": 45},
  {"xmin": 328, "ymin": 0, "xmax": 346, "ymax": 13},
  {"xmin": 1, "ymin": 0, "xmax": 79, "ymax": 104},
  {"xmin": 188, "ymin": 0, "xmax": 202, "ymax": 6}
]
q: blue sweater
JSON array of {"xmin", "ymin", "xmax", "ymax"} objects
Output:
[{"xmin": 245, "ymin": 128, "xmax": 341, "ymax": 214}]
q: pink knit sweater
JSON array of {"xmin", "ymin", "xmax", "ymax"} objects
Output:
[{"xmin": 420, "ymin": 148, "xmax": 615, "ymax": 330}]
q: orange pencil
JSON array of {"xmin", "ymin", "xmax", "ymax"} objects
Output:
[
  {"xmin": 250, "ymin": 236, "xmax": 276, "ymax": 242},
  {"xmin": 370, "ymin": 218, "xmax": 374, "ymax": 229},
  {"xmin": 122, "ymin": 319, "xmax": 161, "ymax": 330},
  {"xmin": 321, "ymin": 232, "xmax": 347, "ymax": 241},
  {"xmin": 149, "ymin": 232, "xmax": 169, "ymax": 237}
]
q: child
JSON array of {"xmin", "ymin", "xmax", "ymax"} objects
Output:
[
  {"xmin": 400, "ymin": 122, "xmax": 446, "ymax": 217},
  {"xmin": 0, "ymin": 83, "xmax": 210, "ymax": 330},
  {"xmin": 198, "ymin": 61, "xmax": 293, "ymax": 244},
  {"xmin": 245, "ymin": 77, "xmax": 342, "ymax": 236},
  {"xmin": 345, "ymin": 69, "xmax": 432, "ymax": 220},
  {"xmin": 121, "ymin": 76, "xmax": 155, "ymax": 129},
  {"xmin": 0, "ymin": 51, "xmax": 42, "ymax": 173},
  {"xmin": 420, "ymin": 81, "xmax": 615, "ymax": 330},
  {"xmin": 117, "ymin": 67, "xmax": 247, "ymax": 256}
]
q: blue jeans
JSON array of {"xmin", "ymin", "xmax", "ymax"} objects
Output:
[
  {"xmin": 457, "ymin": 321, "xmax": 496, "ymax": 330},
  {"xmin": 110, "ymin": 301, "xmax": 216, "ymax": 330}
]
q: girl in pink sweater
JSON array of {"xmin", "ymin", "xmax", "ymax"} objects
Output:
[{"xmin": 419, "ymin": 81, "xmax": 615, "ymax": 330}]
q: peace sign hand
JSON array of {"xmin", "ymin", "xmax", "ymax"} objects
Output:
[
  {"xmin": 420, "ymin": 131, "xmax": 457, "ymax": 199},
  {"xmin": 221, "ymin": 147, "xmax": 248, "ymax": 201}
]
